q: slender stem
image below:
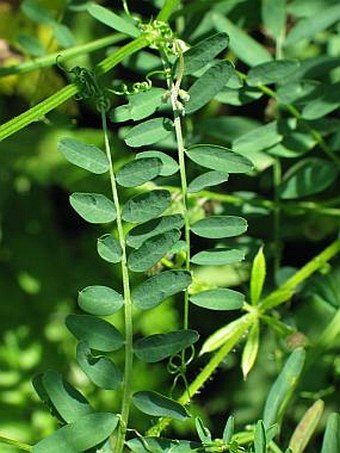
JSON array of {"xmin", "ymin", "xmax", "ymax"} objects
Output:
[
  {"xmin": 101, "ymin": 110, "xmax": 133, "ymax": 453},
  {"xmin": 273, "ymin": 159, "xmax": 282, "ymax": 273},
  {"xmin": 0, "ymin": 435, "xmax": 31, "ymax": 452},
  {"xmin": 156, "ymin": 0, "xmax": 180, "ymax": 21}
]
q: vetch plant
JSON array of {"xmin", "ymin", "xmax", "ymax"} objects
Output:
[{"xmin": 0, "ymin": 0, "xmax": 339, "ymax": 452}]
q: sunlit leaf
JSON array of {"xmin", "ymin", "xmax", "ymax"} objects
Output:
[
  {"xmin": 128, "ymin": 88, "xmax": 166, "ymax": 121},
  {"xmin": 125, "ymin": 118, "xmax": 173, "ymax": 147},
  {"xmin": 53, "ymin": 23, "xmax": 75, "ymax": 48},
  {"xmin": 97, "ymin": 234, "xmax": 122, "ymax": 263},
  {"xmin": 136, "ymin": 151, "xmax": 179, "ymax": 176},
  {"xmin": 223, "ymin": 415, "xmax": 235, "ymax": 443},
  {"xmin": 116, "ymin": 157, "xmax": 162, "ymax": 187},
  {"xmin": 70, "ymin": 193, "xmax": 116, "ymax": 224},
  {"xmin": 250, "ymin": 246, "xmax": 266, "ymax": 305},
  {"xmin": 289, "ymin": 399, "xmax": 324, "ymax": 453},
  {"xmin": 187, "ymin": 171, "xmax": 229, "ymax": 193},
  {"xmin": 195, "ymin": 417, "xmax": 212, "ymax": 443},
  {"xmin": 122, "ymin": 190, "xmax": 171, "ymax": 224},
  {"xmin": 232, "ymin": 121, "xmax": 282, "ymax": 154},
  {"xmin": 191, "ymin": 216, "xmax": 247, "ymax": 239},
  {"xmin": 262, "ymin": 0, "xmax": 286, "ymax": 39},
  {"xmin": 78, "ymin": 285, "xmax": 123, "ymax": 316},
  {"xmin": 58, "ymin": 138, "xmax": 109, "ymax": 174},
  {"xmin": 133, "ymin": 270, "xmax": 191, "ymax": 310},
  {"xmin": 254, "ymin": 420, "xmax": 266, "ymax": 453},
  {"xmin": 247, "ymin": 60, "xmax": 300, "ymax": 86},
  {"xmin": 132, "ymin": 391, "xmax": 190, "ymax": 420},
  {"xmin": 190, "ymin": 288, "xmax": 244, "ymax": 310},
  {"xmin": 191, "ymin": 248, "xmax": 245, "ymax": 266},
  {"xmin": 241, "ymin": 320, "xmax": 260, "ymax": 380},
  {"xmin": 87, "ymin": 3, "xmax": 140, "ymax": 37}
]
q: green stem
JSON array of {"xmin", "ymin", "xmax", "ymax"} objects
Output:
[
  {"xmin": 156, "ymin": 0, "xmax": 180, "ymax": 21},
  {"xmin": 101, "ymin": 110, "xmax": 133, "ymax": 453},
  {"xmin": 273, "ymin": 159, "xmax": 282, "ymax": 273},
  {"xmin": 0, "ymin": 435, "xmax": 31, "ymax": 452},
  {"xmin": 0, "ymin": 34, "xmax": 124, "ymax": 77}
]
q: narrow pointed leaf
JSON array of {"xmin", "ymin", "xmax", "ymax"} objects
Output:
[
  {"xmin": 262, "ymin": 0, "xmax": 286, "ymax": 39},
  {"xmin": 183, "ymin": 32, "xmax": 230, "ymax": 75},
  {"xmin": 185, "ymin": 60, "xmax": 234, "ymax": 114},
  {"xmin": 137, "ymin": 151, "xmax": 179, "ymax": 176},
  {"xmin": 122, "ymin": 190, "xmax": 171, "ymax": 224},
  {"xmin": 116, "ymin": 157, "xmax": 162, "ymax": 187},
  {"xmin": 190, "ymin": 288, "xmax": 244, "ymax": 311},
  {"xmin": 87, "ymin": 3, "xmax": 140, "ymax": 37},
  {"xmin": 128, "ymin": 230, "xmax": 181, "ymax": 273},
  {"xmin": 186, "ymin": 144, "xmax": 253, "ymax": 173},
  {"xmin": 187, "ymin": 171, "xmax": 229, "ymax": 193},
  {"xmin": 125, "ymin": 118, "xmax": 173, "ymax": 148},
  {"xmin": 250, "ymin": 246, "xmax": 266, "ymax": 305},
  {"xmin": 70, "ymin": 193, "xmax": 116, "ymax": 224},
  {"xmin": 289, "ymin": 399, "xmax": 324, "ymax": 453},
  {"xmin": 223, "ymin": 415, "xmax": 235, "ymax": 443},
  {"xmin": 78, "ymin": 285, "xmax": 123, "ymax": 316},
  {"xmin": 32, "ymin": 412, "xmax": 119, "ymax": 452},
  {"xmin": 133, "ymin": 270, "xmax": 191, "ymax": 310},
  {"xmin": 97, "ymin": 234, "xmax": 122, "ymax": 263},
  {"xmin": 66, "ymin": 314, "xmax": 124, "ymax": 352},
  {"xmin": 263, "ymin": 348, "xmax": 306, "ymax": 427},
  {"xmin": 191, "ymin": 248, "xmax": 245, "ymax": 266},
  {"xmin": 77, "ymin": 341, "xmax": 122, "ymax": 390},
  {"xmin": 254, "ymin": 420, "xmax": 266, "ymax": 453},
  {"xmin": 127, "ymin": 214, "xmax": 184, "ymax": 249},
  {"xmin": 247, "ymin": 60, "xmax": 300, "ymax": 87},
  {"xmin": 134, "ymin": 330, "xmax": 199, "ymax": 363},
  {"xmin": 191, "ymin": 216, "xmax": 247, "ymax": 239},
  {"xmin": 195, "ymin": 417, "xmax": 212, "ymax": 443},
  {"xmin": 321, "ymin": 413, "xmax": 340, "ymax": 453},
  {"xmin": 241, "ymin": 320, "xmax": 260, "ymax": 380},
  {"xmin": 133, "ymin": 391, "xmax": 190, "ymax": 420}
]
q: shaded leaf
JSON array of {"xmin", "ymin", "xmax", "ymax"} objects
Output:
[
  {"xmin": 187, "ymin": 171, "xmax": 229, "ymax": 193},
  {"xmin": 216, "ymin": 86, "xmax": 263, "ymax": 105},
  {"xmin": 191, "ymin": 215, "xmax": 247, "ymax": 239},
  {"xmin": 223, "ymin": 415, "xmax": 235, "ymax": 443},
  {"xmin": 21, "ymin": 0, "xmax": 54, "ymax": 24},
  {"xmin": 321, "ymin": 413, "xmax": 340, "ymax": 453},
  {"xmin": 254, "ymin": 420, "xmax": 266, "ymax": 453},
  {"xmin": 122, "ymin": 190, "xmax": 171, "ymax": 224},
  {"xmin": 133, "ymin": 270, "xmax": 191, "ymax": 310},
  {"xmin": 136, "ymin": 151, "xmax": 179, "ymax": 176},
  {"xmin": 17, "ymin": 34, "xmax": 45, "ymax": 57},
  {"xmin": 191, "ymin": 248, "xmax": 245, "ymax": 266},
  {"xmin": 66, "ymin": 314, "xmax": 124, "ymax": 352},
  {"xmin": 233, "ymin": 121, "xmax": 282, "ymax": 154},
  {"xmin": 301, "ymin": 82, "xmax": 340, "ymax": 120},
  {"xmin": 195, "ymin": 417, "xmax": 212, "ymax": 443},
  {"xmin": 87, "ymin": 3, "xmax": 140, "ymax": 37},
  {"xmin": 78, "ymin": 285, "xmax": 123, "ymax": 316},
  {"xmin": 262, "ymin": 0, "xmax": 286, "ymax": 39},
  {"xmin": 53, "ymin": 23, "xmax": 75, "ymax": 48},
  {"xmin": 133, "ymin": 391, "xmax": 190, "ymax": 420},
  {"xmin": 58, "ymin": 138, "xmax": 109, "ymax": 174},
  {"xmin": 247, "ymin": 60, "xmax": 300, "ymax": 86},
  {"xmin": 289, "ymin": 399, "xmax": 324, "ymax": 453},
  {"xmin": 97, "ymin": 234, "xmax": 122, "ymax": 263},
  {"xmin": 70, "ymin": 193, "xmax": 116, "ymax": 224},
  {"xmin": 116, "ymin": 157, "xmax": 162, "ymax": 187},
  {"xmin": 125, "ymin": 118, "xmax": 173, "ymax": 148},
  {"xmin": 190, "ymin": 288, "xmax": 244, "ymax": 310}
]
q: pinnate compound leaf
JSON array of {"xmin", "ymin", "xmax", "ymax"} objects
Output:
[
  {"xmin": 262, "ymin": 0, "xmax": 286, "ymax": 40},
  {"xmin": 116, "ymin": 157, "xmax": 162, "ymax": 187},
  {"xmin": 185, "ymin": 60, "xmax": 234, "ymax": 114},
  {"xmin": 70, "ymin": 193, "xmax": 116, "ymax": 224},
  {"xmin": 32, "ymin": 371, "xmax": 93, "ymax": 424},
  {"xmin": 183, "ymin": 32, "xmax": 229, "ymax": 75},
  {"xmin": 32, "ymin": 412, "xmax": 119, "ymax": 453},
  {"xmin": 77, "ymin": 341, "xmax": 122, "ymax": 390},
  {"xmin": 58, "ymin": 138, "xmax": 109, "ymax": 174},
  {"xmin": 321, "ymin": 413, "xmax": 340, "ymax": 453},
  {"xmin": 186, "ymin": 144, "xmax": 253, "ymax": 173},
  {"xmin": 250, "ymin": 247, "xmax": 266, "ymax": 305},
  {"xmin": 279, "ymin": 158, "xmax": 338, "ymax": 199},
  {"xmin": 191, "ymin": 248, "xmax": 245, "ymax": 266},
  {"xmin": 66, "ymin": 314, "xmax": 124, "ymax": 352},
  {"xmin": 125, "ymin": 117, "xmax": 174, "ymax": 148},
  {"xmin": 263, "ymin": 348, "xmax": 306, "ymax": 427},
  {"xmin": 87, "ymin": 3, "xmax": 140, "ymax": 37},
  {"xmin": 137, "ymin": 151, "xmax": 179, "ymax": 176},
  {"xmin": 190, "ymin": 288, "xmax": 244, "ymax": 311},
  {"xmin": 187, "ymin": 171, "xmax": 229, "ymax": 193},
  {"xmin": 122, "ymin": 190, "xmax": 171, "ymax": 224},
  {"xmin": 133, "ymin": 270, "xmax": 191, "ymax": 310},
  {"xmin": 134, "ymin": 330, "xmax": 199, "ymax": 363},
  {"xmin": 241, "ymin": 320, "xmax": 260, "ymax": 380},
  {"xmin": 289, "ymin": 399, "xmax": 324, "ymax": 453},
  {"xmin": 97, "ymin": 234, "xmax": 122, "ymax": 263},
  {"xmin": 247, "ymin": 60, "xmax": 300, "ymax": 86},
  {"xmin": 127, "ymin": 214, "xmax": 184, "ymax": 249},
  {"xmin": 191, "ymin": 216, "xmax": 247, "ymax": 239},
  {"xmin": 133, "ymin": 391, "xmax": 190, "ymax": 420},
  {"xmin": 78, "ymin": 285, "xmax": 123, "ymax": 316},
  {"xmin": 128, "ymin": 230, "xmax": 181, "ymax": 273}
]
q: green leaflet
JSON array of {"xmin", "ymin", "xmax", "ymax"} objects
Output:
[
  {"xmin": 21, "ymin": 0, "xmax": 54, "ymax": 24},
  {"xmin": 53, "ymin": 23, "xmax": 75, "ymax": 48},
  {"xmin": 136, "ymin": 151, "xmax": 179, "ymax": 176},
  {"xmin": 321, "ymin": 413, "xmax": 340, "ymax": 453},
  {"xmin": 97, "ymin": 234, "xmax": 122, "ymax": 263},
  {"xmin": 32, "ymin": 412, "xmax": 119, "ymax": 452},
  {"xmin": 70, "ymin": 193, "xmax": 116, "ymax": 224},
  {"xmin": 17, "ymin": 34, "xmax": 45, "ymax": 57},
  {"xmin": 301, "ymin": 82, "xmax": 340, "ymax": 120},
  {"xmin": 279, "ymin": 158, "xmax": 338, "ymax": 199},
  {"xmin": 203, "ymin": 116, "xmax": 260, "ymax": 144},
  {"xmin": 191, "ymin": 215, "xmax": 247, "ymax": 239},
  {"xmin": 241, "ymin": 320, "xmax": 260, "ymax": 380},
  {"xmin": 133, "ymin": 270, "xmax": 192, "ymax": 310},
  {"xmin": 232, "ymin": 121, "xmax": 282, "ymax": 154},
  {"xmin": 87, "ymin": 3, "xmax": 140, "ymax": 37},
  {"xmin": 125, "ymin": 117, "xmax": 174, "ymax": 147},
  {"xmin": 254, "ymin": 420, "xmax": 266, "ymax": 453},
  {"xmin": 263, "ymin": 348, "xmax": 306, "ymax": 427},
  {"xmin": 216, "ymin": 86, "xmax": 263, "ymax": 106},
  {"xmin": 183, "ymin": 32, "xmax": 230, "ymax": 75},
  {"xmin": 247, "ymin": 60, "xmax": 300, "ymax": 87},
  {"xmin": 65, "ymin": 314, "xmax": 124, "ymax": 352},
  {"xmin": 250, "ymin": 247, "xmax": 266, "ymax": 305},
  {"xmin": 111, "ymin": 88, "xmax": 166, "ymax": 122},
  {"xmin": 191, "ymin": 248, "xmax": 245, "ymax": 266},
  {"xmin": 289, "ymin": 399, "xmax": 324, "ymax": 453},
  {"xmin": 186, "ymin": 144, "xmax": 253, "ymax": 173},
  {"xmin": 187, "ymin": 171, "xmax": 229, "ymax": 193},
  {"xmin": 128, "ymin": 229, "xmax": 181, "ymax": 272},
  {"xmin": 132, "ymin": 391, "xmax": 190, "ymax": 421},
  {"xmin": 116, "ymin": 157, "xmax": 162, "ymax": 187},
  {"xmin": 223, "ymin": 415, "xmax": 235, "ymax": 443},
  {"xmin": 76, "ymin": 341, "xmax": 122, "ymax": 390},
  {"xmin": 262, "ymin": 0, "xmax": 286, "ymax": 40},
  {"xmin": 126, "ymin": 214, "xmax": 184, "ymax": 249},
  {"xmin": 122, "ymin": 190, "xmax": 171, "ymax": 224},
  {"xmin": 32, "ymin": 371, "xmax": 93, "ymax": 424},
  {"xmin": 58, "ymin": 138, "xmax": 109, "ymax": 174},
  {"xmin": 78, "ymin": 285, "xmax": 124, "ymax": 316},
  {"xmin": 190, "ymin": 288, "xmax": 244, "ymax": 311},
  {"xmin": 185, "ymin": 60, "xmax": 234, "ymax": 114},
  {"xmin": 134, "ymin": 330, "xmax": 199, "ymax": 363}
]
